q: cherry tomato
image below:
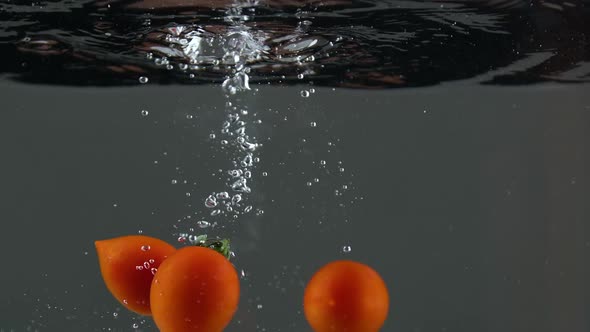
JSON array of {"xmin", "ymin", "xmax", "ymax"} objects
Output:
[
  {"xmin": 95, "ymin": 235, "xmax": 176, "ymax": 315},
  {"xmin": 150, "ymin": 246, "xmax": 240, "ymax": 332},
  {"xmin": 304, "ymin": 260, "xmax": 390, "ymax": 332}
]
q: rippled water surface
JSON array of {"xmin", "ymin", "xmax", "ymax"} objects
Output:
[{"xmin": 1, "ymin": 0, "xmax": 589, "ymax": 86}]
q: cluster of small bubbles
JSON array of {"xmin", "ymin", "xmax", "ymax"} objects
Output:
[
  {"xmin": 231, "ymin": 177, "xmax": 251, "ymax": 193},
  {"xmin": 138, "ymin": 76, "xmax": 149, "ymax": 84}
]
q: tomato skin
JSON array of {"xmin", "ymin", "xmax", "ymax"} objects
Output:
[
  {"xmin": 150, "ymin": 246, "xmax": 240, "ymax": 332},
  {"xmin": 95, "ymin": 235, "xmax": 177, "ymax": 315},
  {"xmin": 304, "ymin": 260, "xmax": 390, "ymax": 332}
]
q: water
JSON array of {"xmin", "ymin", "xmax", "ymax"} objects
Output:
[
  {"xmin": 1, "ymin": 0, "xmax": 589, "ymax": 332},
  {"xmin": 1, "ymin": 0, "xmax": 589, "ymax": 86}
]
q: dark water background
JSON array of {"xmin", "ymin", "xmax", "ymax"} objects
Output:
[{"xmin": 0, "ymin": 0, "xmax": 589, "ymax": 331}]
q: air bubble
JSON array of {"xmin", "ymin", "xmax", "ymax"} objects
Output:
[
  {"xmin": 232, "ymin": 194, "xmax": 242, "ymax": 204},
  {"xmin": 342, "ymin": 245, "xmax": 352, "ymax": 253},
  {"xmin": 197, "ymin": 220, "xmax": 211, "ymax": 228},
  {"xmin": 229, "ymin": 169, "xmax": 243, "ymax": 178},
  {"xmin": 216, "ymin": 192, "xmax": 230, "ymax": 200},
  {"xmin": 140, "ymin": 110, "xmax": 149, "ymax": 116},
  {"xmin": 300, "ymin": 90, "xmax": 310, "ymax": 98},
  {"xmin": 149, "ymin": 259, "xmax": 155, "ymax": 264},
  {"xmin": 151, "ymin": 268, "xmax": 158, "ymax": 275},
  {"xmin": 205, "ymin": 195, "xmax": 218, "ymax": 208},
  {"xmin": 310, "ymin": 122, "xmax": 317, "ymax": 127},
  {"xmin": 141, "ymin": 245, "xmax": 150, "ymax": 251},
  {"xmin": 241, "ymin": 154, "xmax": 254, "ymax": 167},
  {"xmin": 138, "ymin": 76, "xmax": 149, "ymax": 84}
]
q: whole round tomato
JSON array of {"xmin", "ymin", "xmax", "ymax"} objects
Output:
[
  {"xmin": 95, "ymin": 235, "xmax": 176, "ymax": 315},
  {"xmin": 304, "ymin": 260, "xmax": 390, "ymax": 332},
  {"xmin": 150, "ymin": 246, "xmax": 240, "ymax": 332}
]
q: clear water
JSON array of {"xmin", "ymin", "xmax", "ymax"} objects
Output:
[{"xmin": 0, "ymin": 0, "xmax": 589, "ymax": 331}]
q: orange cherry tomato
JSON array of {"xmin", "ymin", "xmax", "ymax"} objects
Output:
[
  {"xmin": 95, "ymin": 235, "xmax": 176, "ymax": 315},
  {"xmin": 304, "ymin": 260, "xmax": 390, "ymax": 332},
  {"xmin": 150, "ymin": 246, "xmax": 240, "ymax": 332}
]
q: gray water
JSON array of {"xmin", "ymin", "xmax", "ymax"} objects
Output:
[{"xmin": 1, "ymin": 80, "xmax": 588, "ymax": 331}]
